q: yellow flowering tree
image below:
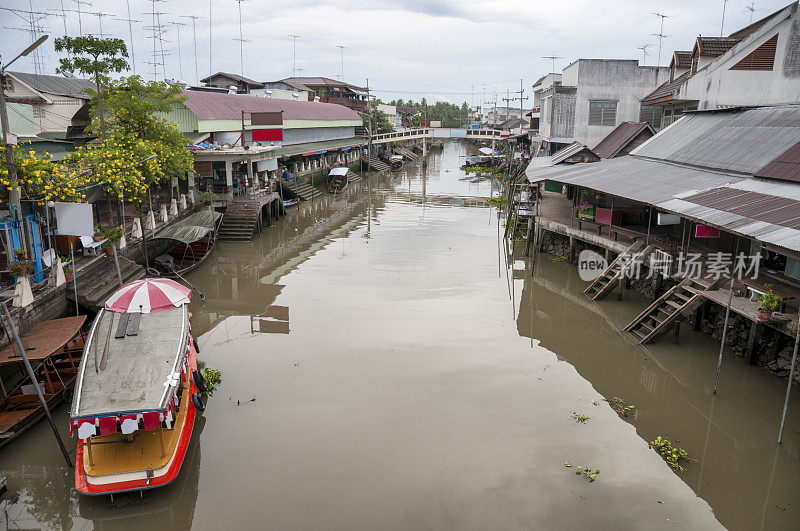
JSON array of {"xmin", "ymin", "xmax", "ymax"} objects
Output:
[{"xmin": 0, "ymin": 144, "xmax": 87, "ymax": 203}]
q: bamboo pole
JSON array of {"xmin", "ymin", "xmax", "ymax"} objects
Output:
[
  {"xmin": 713, "ymin": 276, "xmax": 735, "ymax": 394},
  {"xmin": 777, "ymin": 315, "xmax": 800, "ymax": 443}
]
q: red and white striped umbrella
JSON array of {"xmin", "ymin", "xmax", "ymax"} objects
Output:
[{"xmin": 104, "ymin": 278, "xmax": 192, "ymax": 313}]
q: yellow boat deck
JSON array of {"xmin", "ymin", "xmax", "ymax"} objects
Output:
[{"xmin": 82, "ymin": 382, "xmax": 190, "ymax": 476}]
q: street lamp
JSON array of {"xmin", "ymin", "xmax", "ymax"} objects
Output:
[{"xmin": 0, "ymin": 35, "xmax": 49, "ymax": 224}]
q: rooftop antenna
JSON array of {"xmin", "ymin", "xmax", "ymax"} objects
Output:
[
  {"xmin": 89, "ymin": 11, "xmax": 114, "ymax": 38},
  {"xmin": 746, "ymin": 1, "xmax": 761, "ymax": 23},
  {"xmin": 68, "ymin": 0, "xmax": 91, "ymax": 37},
  {"xmin": 1, "ymin": 6, "xmax": 50, "ymax": 75},
  {"xmin": 289, "ymin": 34, "xmax": 300, "ymax": 77},
  {"xmin": 116, "ymin": 1, "xmax": 140, "ymax": 75},
  {"xmin": 542, "ymin": 54, "xmax": 563, "ymax": 74},
  {"xmin": 233, "ymin": 0, "xmax": 250, "ymax": 77},
  {"xmin": 47, "ymin": 2, "xmax": 69, "ymax": 37},
  {"xmin": 297, "ymin": 67, "xmax": 305, "ymax": 76},
  {"xmin": 180, "ymin": 15, "xmax": 203, "ymax": 84},
  {"xmin": 167, "ymin": 21, "xmax": 186, "ymax": 80},
  {"xmin": 652, "ymin": 12, "xmax": 671, "ymax": 66},
  {"xmin": 720, "ymin": 0, "xmax": 728, "ymax": 35},
  {"xmin": 143, "ymin": 0, "xmax": 169, "ymax": 81},
  {"xmin": 336, "ymin": 45, "xmax": 345, "ymax": 81},
  {"xmin": 208, "ymin": 0, "xmax": 212, "ymax": 76},
  {"xmin": 637, "ymin": 43, "xmax": 652, "ymax": 66}
]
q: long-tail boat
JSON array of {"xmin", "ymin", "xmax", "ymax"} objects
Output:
[
  {"xmin": 0, "ymin": 316, "xmax": 86, "ymax": 448},
  {"xmin": 70, "ymin": 278, "xmax": 204, "ymax": 496},
  {"xmin": 327, "ymin": 167, "xmax": 349, "ymax": 193},
  {"xmin": 151, "ymin": 211, "xmax": 223, "ymax": 278}
]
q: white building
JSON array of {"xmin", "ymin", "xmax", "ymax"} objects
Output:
[
  {"xmin": 642, "ymin": 2, "xmax": 800, "ymax": 128},
  {"xmin": 376, "ymin": 104, "xmax": 398, "ymax": 128},
  {"xmin": 536, "ymin": 60, "xmax": 668, "ymax": 155},
  {"xmin": 481, "ymin": 106, "xmax": 532, "ymax": 128}
]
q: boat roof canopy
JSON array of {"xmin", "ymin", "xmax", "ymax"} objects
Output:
[
  {"xmin": 0, "ymin": 316, "xmax": 86, "ymax": 366},
  {"xmin": 329, "ymin": 167, "xmax": 348, "ymax": 176},
  {"xmin": 153, "ymin": 210, "xmax": 222, "ymax": 245},
  {"xmin": 71, "ymin": 306, "xmax": 189, "ymax": 419},
  {"xmin": 390, "ymin": 155, "xmax": 403, "ymax": 160}
]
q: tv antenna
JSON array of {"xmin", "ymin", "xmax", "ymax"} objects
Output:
[
  {"xmin": 233, "ymin": 0, "xmax": 250, "ymax": 77},
  {"xmin": 89, "ymin": 11, "xmax": 114, "ymax": 38},
  {"xmin": 336, "ymin": 45, "xmax": 345, "ymax": 81},
  {"xmin": 180, "ymin": 15, "xmax": 203, "ymax": 83},
  {"xmin": 637, "ymin": 43, "xmax": 652, "ymax": 66},
  {"xmin": 116, "ymin": 1, "xmax": 140, "ymax": 74},
  {"xmin": 1, "ymin": 6, "xmax": 50, "ymax": 74},
  {"xmin": 67, "ymin": 0, "xmax": 91, "ymax": 37},
  {"xmin": 745, "ymin": 1, "xmax": 762, "ymax": 23},
  {"xmin": 542, "ymin": 54, "xmax": 563, "ymax": 74},
  {"xmin": 652, "ymin": 12, "xmax": 671, "ymax": 66},
  {"xmin": 168, "ymin": 21, "xmax": 187, "ymax": 80},
  {"xmin": 720, "ymin": 0, "xmax": 728, "ymax": 35},
  {"xmin": 289, "ymin": 34, "xmax": 300, "ymax": 77},
  {"xmin": 47, "ymin": 2, "xmax": 69, "ymax": 37},
  {"xmin": 143, "ymin": 0, "xmax": 169, "ymax": 81}
]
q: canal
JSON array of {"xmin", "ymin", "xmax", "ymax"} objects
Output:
[{"xmin": 1, "ymin": 141, "xmax": 799, "ymax": 529}]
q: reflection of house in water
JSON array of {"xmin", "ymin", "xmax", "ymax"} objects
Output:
[{"xmin": 190, "ymin": 185, "xmax": 385, "ymax": 336}]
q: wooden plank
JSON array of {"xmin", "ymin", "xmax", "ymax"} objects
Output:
[{"xmin": 115, "ymin": 313, "xmax": 130, "ymax": 339}]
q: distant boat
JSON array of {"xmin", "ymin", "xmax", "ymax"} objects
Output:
[
  {"xmin": 151, "ymin": 211, "xmax": 223, "ymax": 278},
  {"xmin": 390, "ymin": 155, "xmax": 403, "ymax": 171},
  {"xmin": 327, "ymin": 167, "xmax": 349, "ymax": 193},
  {"xmin": 282, "ymin": 198, "xmax": 299, "ymax": 208},
  {"xmin": 71, "ymin": 279, "xmax": 202, "ymax": 496}
]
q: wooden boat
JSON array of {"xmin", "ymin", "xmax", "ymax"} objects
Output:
[
  {"xmin": 327, "ymin": 167, "xmax": 349, "ymax": 193},
  {"xmin": 0, "ymin": 316, "xmax": 86, "ymax": 448},
  {"xmin": 71, "ymin": 282, "xmax": 202, "ymax": 496},
  {"xmin": 390, "ymin": 155, "xmax": 403, "ymax": 171},
  {"xmin": 151, "ymin": 211, "xmax": 222, "ymax": 278}
]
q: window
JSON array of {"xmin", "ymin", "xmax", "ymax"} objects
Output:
[
  {"xmin": 640, "ymin": 104, "xmax": 663, "ymax": 129},
  {"xmin": 588, "ymin": 101, "xmax": 616, "ymax": 126},
  {"xmin": 730, "ymin": 34, "xmax": 778, "ymax": 71},
  {"xmin": 691, "ymin": 56, "xmax": 698, "ymax": 74}
]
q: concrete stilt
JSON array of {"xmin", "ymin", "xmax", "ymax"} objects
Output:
[
  {"xmin": 132, "ymin": 217, "xmax": 143, "ymax": 239},
  {"xmin": 12, "ymin": 277, "xmax": 33, "ymax": 308}
]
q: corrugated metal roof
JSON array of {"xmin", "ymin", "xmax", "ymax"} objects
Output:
[
  {"xmin": 753, "ymin": 141, "xmax": 800, "ymax": 183},
  {"xmin": 180, "ymin": 90, "xmax": 362, "ymax": 122},
  {"xmin": 9, "ymin": 71, "xmax": 94, "ymax": 99},
  {"xmin": 200, "ymin": 72, "xmax": 263, "ymax": 86},
  {"xmin": 593, "ymin": 122, "xmax": 654, "ymax": 158},
  {"xmin": 551, "ymin": 141, "xmax": 598, "ymax": 164},
  {"xmin": 631, "ymin": 106, "xmax": 800, "ymax": 174},
  {"xmin": 280, "ymin": 77, "xmax": 366, "ymax": 92}
]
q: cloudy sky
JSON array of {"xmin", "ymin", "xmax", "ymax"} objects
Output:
[{"xmin": 0, "ymin": 0, "xmax": 791, "ymax": 105}]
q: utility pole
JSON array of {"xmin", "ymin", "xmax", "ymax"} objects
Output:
[
  {"xmin": 502, "ymin": 83, "xmax": 528, "ymax": 133},
  {"xmin": 289, "ymin": 34, "xmax": 300, "ymax": 77},
  {"xmin": 336, "ymin": 45, "xmax": 345, "ymax": 81},
  {"xmin": 180, "ymin": 15, "xmax": 202, "ymax": 84},
  {"xmin": 234, "ymin": 0, "xmax": 250, "ymax": 77},
  {"xmin": 116, "ymin": 1, "xmax": 140, "ymax": 75},
  {"xmin": 652, "ymin": 12, "xmax": 671, "ymax": 66}
]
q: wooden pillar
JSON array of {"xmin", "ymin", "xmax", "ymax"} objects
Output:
[
  {"xmin": 745, "ymin": 321, "xmax": 761, "ymax": 365},
  {"xmin": 568, "ymin": 236, "xmax": 575, "ymax": 262},
  {"xmin": 673, "ymin": 320, "xmax": 681, "ymax": 344},
  {"xmin": 525, "ymin": 218, "xmax": 534, "ymax": 257},
  {"xmin": 224, "ymin": 160, "xmax": 233, "ymax": 187}
]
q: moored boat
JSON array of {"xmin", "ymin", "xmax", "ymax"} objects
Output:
[
  {"xmin": 0, "ymin": 316, "xmax": 86, "ymax": 448},
  {"xmin": 151, "ymin": 211, "xmax": 222, "ymax": 278},
  {"xmin": 70, "ymin": 278, "xmax": 203, "ymax": 496},
  {"xmin": 327, "ymin": 167, "xmax": 349, "ymax": 193},
  {"xmin": 390, "ymin": 155, "xmax": 403, "ymax": 171}
]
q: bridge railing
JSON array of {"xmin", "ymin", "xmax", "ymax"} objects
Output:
[{"xmin": 370, "ymin": 128, "xmax": 508, "ymax": 143}]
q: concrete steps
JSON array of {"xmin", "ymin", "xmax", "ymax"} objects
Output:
[
  {"xmin": 395, "ymin": 146, "xmax": 420, "ymax": 161},
  {"xmin": 286, "ymin": 181, "xmax": 324, "ymax": 201},
  {"xmin": 364, "ymin": 158, "xmax": 390, "ymax": 172},
  {"xmin": 68, "ymin": 254, "xmax": 146, "ymax": 309}
]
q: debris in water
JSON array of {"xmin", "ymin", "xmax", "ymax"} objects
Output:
[
  {"xmin": 229, "ymin": 396, "xmax": 256, "ymax": 406},
  {"xmin": 570, "ymin": 412, "xmax": 590, "ymax": 423},
  {"xmin": 565, "ymin": 461, "xmax": 599, "ymax": 482},
  {"xmin": 606, "ymin": 396, "xmax": 636, "ymax": 417}
]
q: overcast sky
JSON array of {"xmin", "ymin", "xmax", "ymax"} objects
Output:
[{"xmin": 0, "ymin": 0, "xmax": 791, "ymax": 106}]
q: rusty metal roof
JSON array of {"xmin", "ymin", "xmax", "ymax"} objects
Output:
[
  {"xmin": 279, "ymin": 76, "xmax": 366, "ymax": 92},
  {"xmin": 200, "ymin": 71, "xmax": 263, "ymax": 87},
  {"xmin": 753, "ymin": 141, "xmax": 800, "ymax": 183},
  {"xmin": 593, "ymin": 122, "xmax": 655, "ymax": 159},
  {"xmin": 9, "ymin": 71, "xmax": 94, "ymax": 99},
  {"xmin": 551, "ymin": 142, "xmax": 599, "ymax": 164},
  {"xmin": 0, "ymin": 315, "xmax": 86, "ymax": 366},
  {"xmin": 180, "ymin": 90, "xmax": 362, "ymax": 122}
]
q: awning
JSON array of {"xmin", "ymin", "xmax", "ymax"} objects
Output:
[
  {"xmin": 153, "ymin": 210, "xmax": 222, "ymax": 244},
  {"xmin": 329, "ymin": 167, "xmax": 348, "ymax": 176}
]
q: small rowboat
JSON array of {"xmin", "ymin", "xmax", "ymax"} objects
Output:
[
  {"xmin": 71, "ymin": 278, "xmax": 203, "ymax": 496},
  {"xmin": 151, "ymin": 211, "xmax": 222, "ymax": 278},
  {"xmin": 327, "ymin": 167, "xmax": 349, "ymax": 193},
  {"xmin": 0, "ymin": 316, "xmax": 86, "ymax": 448},
  {"xmin": 390, "ymin": 155, "xmax": 403, "ymax": 171}
]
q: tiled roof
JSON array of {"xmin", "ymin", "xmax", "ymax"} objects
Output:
[
  {"xmin": 671, "ymin": 51, "xmax": 692, "ymax": 69},
  {"xmin": 180, "ymin": 90, "xmax": 362, "ymax": 122},
  {"xmin": 279, "ymin": 77, "xmax": 366, "ymax": 92},
  {"xmin": 642, "ymin": 71, "xmax": 692, "ymax": 104},
  {"xmin": 695, "ymin": 37, "xmax": 741, "ymax": 56},
  {"xmin": 593, "ymin": 122, "xmax": 655, "ymax": 159},
  {"xmin": 9, "ymin": 71, "xmax": 94, "ymax": 99},
  {"xmin": 200, "ymin": 72, "xmax": 263, "ymax": 87},
  {"xmin": 754, "ymin": 141, "xmax": 800, "ymax": 183}
]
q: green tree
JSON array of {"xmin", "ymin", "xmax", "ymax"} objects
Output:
[{"xmin": 54, "ymin": 35, "xmax": 129, "ymax": 140}]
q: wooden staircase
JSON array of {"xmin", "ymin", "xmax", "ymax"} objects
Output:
[
  {"xmin": 583, "ymin": 241, "xmax": 652, "ymax": 301},
  {"xmin": 364, "ymin": 157, "xmax": 390, "ymax": 172},
  {"xmin": 624, "ymin": 277, "xmax": 719, "ymax": 344},
  {"xmin": 68, "ymin": 254, "xmax": 146, "ymax": 310},
  {"xmin": 219, "ymin": 195, "xmax": 258, "ymax": 241},
  {"xmin": 287, "ymin": 180, "xmax": 323, "ymax": 201},
  {"xmin": 395, "ymin": 146, "xmax": 420, "ymax": 161}
]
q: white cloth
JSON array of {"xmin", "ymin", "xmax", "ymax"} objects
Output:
[
  {"xmin": 120, "ymin": 417, "xmax": 139, "ymax": 435},
  {"xmin": 77, "ymin": 421, "xmax": 97, "ymax": 439}
]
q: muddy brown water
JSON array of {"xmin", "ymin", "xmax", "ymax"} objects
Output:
[{"xmin": 1, "ymin": 142, "xmax": 799, "ymax": 529}]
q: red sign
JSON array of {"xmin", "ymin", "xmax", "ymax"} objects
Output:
[
  {"xmin": 252, "ymin": 129, "xmax": 283, "ymax": 141},
  {"xmin": 695, "ymin": 224, "xmax": 720, "ymax": 238}
]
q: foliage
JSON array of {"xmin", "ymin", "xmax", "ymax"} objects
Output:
[
  {"xmin": 565, "ymin": 461, "xmax": 600, "ymax": 483},
  {"xmin": 607, "ymin": 396, "xmax": 636, "ymax": 417},
  {"xmin": 364, "ymin": 108, "xmax": 393, "ymax": 134},
  {"xmin": 197, "ymin": 190, "xmax": 218, "ymax": 207},
  {"xmin": 13, "ymin": 248, "xmax": 27, "ymax": 261},
  {"xmin": 389, "ymin": 98, "xmax": 471, "ymax": 128},
  {"xmin": 203, "ymin": 368, "xmax": 222, "ymax": 393},
  {"xmin": 570, "ymin": 412, "xmax": 590, "ymax": 423},
  {"xmin": 758, "ymin": 284, "xmax": 780, "ymax": 313},
  {"xmin": 101, "ymin": 225, "xmax": 125, "ymax": 248},
  {"xmin": 464, "ymin": 165, "xmax": 496, "ymax": 174},
  {"xmin": 54, "ymin": 35, "xmax": 128, "ymax": 79},
  {"xmin": 650, "ymin": 436, "xmax": 692, "ymax": 472},
  {"xmin": 0, "ymin": 145, "xmax": 84, "ymax": 202},
  {"xmin": 487, "ymin": 196, "xmax": 506, "ymax": 207},
  {"xmin": 9, "ymin": 259, "xmax": 34, "ymax": 277}
]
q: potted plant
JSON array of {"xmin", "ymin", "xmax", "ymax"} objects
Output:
[
  {"xmin": 757, "ymin": 284, "xmax": 780, "ymax": 321},
  {"xmin": 101, "ymin": 226, "xmax": 125, "ymax": 256},
  {"xmin": 64, "ymin": 265, "xmax": 74, "ymax": 282},
  {"xmin": 9, "ymin": 248, "xmax": 34, "ymax": 277},
  {"xmin": 94, "ymin": 224, "xmax": 107, "ymax": 242}
]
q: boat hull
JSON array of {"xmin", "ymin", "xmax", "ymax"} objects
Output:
[{"xmin": 74, "ymin": 335, "xmax": 199, "ymax": 496}]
